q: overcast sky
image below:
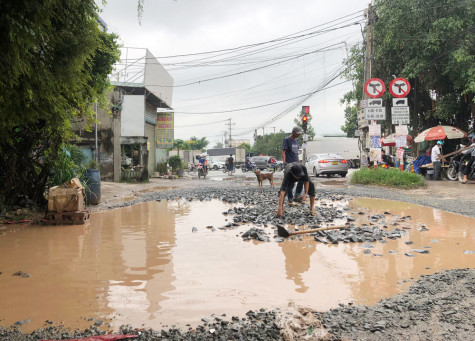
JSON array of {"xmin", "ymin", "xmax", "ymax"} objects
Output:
[{"xmin": 97, "ymin": 0, "xmax": 371, "ymax": 146}]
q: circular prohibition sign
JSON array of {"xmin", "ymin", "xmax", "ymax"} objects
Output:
[
  {"xmin": 364, "ymin": 78, "xmax": 385, "ymax": 98},
  {"xmin": 389, "ymin": 77, "xmax": 411, "ymax": 98}
]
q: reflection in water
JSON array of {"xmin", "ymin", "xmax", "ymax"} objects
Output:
[
  {"xmin": 0, "ymin": 198, "xmax": 474, "ymax": 332},
  {"xmin": 279, "ymin": 241, "xmax": 315, "ymax": 293}
]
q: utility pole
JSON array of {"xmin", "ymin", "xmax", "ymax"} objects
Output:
[
  {"xmin": 360, "ymin": 2, "xmax": 374, "ymax": 167},
  {"xmin": 224, "ymin": 119, "xmax": 235, "ymax": 147}
]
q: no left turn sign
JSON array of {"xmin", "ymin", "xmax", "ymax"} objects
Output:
[
  {"xmin": 389, "ymin": 77, "xmax": 411, "ymax": 98},
  {"xmin": 364, "ymin": 78, "xmax": 385, "ymax": 98}
]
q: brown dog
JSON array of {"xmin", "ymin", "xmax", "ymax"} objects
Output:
[{"xmin": 254, "ymin": 169, "xmax": 275, "ymax": 187}]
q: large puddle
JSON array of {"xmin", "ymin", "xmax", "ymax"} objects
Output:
[{"xmin": 0, "ymin": 198, "xmax": 474, "ymax": 332}]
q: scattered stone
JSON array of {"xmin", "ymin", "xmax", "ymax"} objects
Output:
[
  {"xmin": 411, "ymin": 249, "xmax": 430, "ymax": 254},
  {"xmin": 464, "ymin": 250, "xmax": 475, "ymax": 255},
  {"xmin": 192, "ymin": 227, "xmax": 198, "ymax": 232},
  {"xmin": 363, "ymin": 249, "xmax": 372, "ymax": 255},
  {"xmin": 388, "ymin": 250, "xmax": 397, "ymax": 255},
  {"xmin": 12, "ymin": 271, "xmax": 30, "ymax": 278},
  {"xmin": 14, "ymin": 320, "xmax": 31, "ymax": 326},
  {"xmin": 405, "ymin": 241, "xmax": 414, "ymax": 245},
  {"xmin": 405, "ymin": 252, "xmax": 415, "ymax": 257}
]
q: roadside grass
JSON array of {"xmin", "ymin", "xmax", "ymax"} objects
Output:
[{"xmin": 350, "ymin": 167, "xmax": 426, "ymax": 188}]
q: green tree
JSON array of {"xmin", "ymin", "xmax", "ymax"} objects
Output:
[
  {"xmin": 293, "ymin": 111, "xmax": 316, "ymax": 140},
  {"xmin": 340, "ymin": 44, "xmax": 364, "ymax": 137},
  {"xmin": 213, "ymin": 141, "xmax": 224, "ymax": 148},
  {"xmin": 0, "ymin": 0, "xmax": 120, "ymax": 208},
  {"xmin": 251, "ymin": 131, "xmax": 287, "ymax": 157},
  {"xmin": 173, "ymin": 139, "xmax": 190, "ymax": 154},
  {"xmin": 372, "ymin": 0, "xmax": 474, "ymax": 133},
  {"xmin": 341, "ymin": 0, "xmax": 475, "ymax": 136},
  {"xmin": 187, "ymin": 136, "xmax": 209, "ymax": 150},
  {"xmin": 239, "ymin": 143, "xmax": 251, "ymax": 152}
]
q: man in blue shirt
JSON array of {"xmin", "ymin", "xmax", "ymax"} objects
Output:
[
  {"xmin": 276, "ymin": 163, "xmax": 315, "ymax": 217},
  {"xmin": 281, "ymin": 126, "xmax": 303, "ymax": 203},
  {"xmin": 282, "ymin": 126, "xmax": 302, "ymax": 164}
]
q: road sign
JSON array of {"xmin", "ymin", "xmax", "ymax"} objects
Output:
[
  {"xmin": 367, "ymin": 98, "xmax": 383, "ymax": 107},
  {"xmin": 365, "ymin": 107, "xmax": 386, "ymax": 120},
  {"xmin": 393, "ymin": 98, "xmax": 408, "ymax": 106},
  {"xmin": 357, "ymin": 110, "xmax": 368, "ymax": 128},
  {"xmin": 369, "ymin": 124, "xmax": 381, "ymax": 136},
  {"xmin": 391, "ymin": 106, "xmax": 410, "ymax": 124},
  {"xmin": 395, "ymin": 125, "xmax": 408, "ymax": 135},
  {"xmin": 389, "ymin": 78, "xmax": 411, "ymax": 98},
  {"xmin": 364, "ymin": 78, "xmax": 386, "ymax": 98},
  {"xmin": 360, "ymin": 99, "xmax": 368, "ymax": 108}
]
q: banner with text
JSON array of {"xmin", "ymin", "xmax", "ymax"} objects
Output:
[{"xmin": 156, "ymin": 112, "xmax": 174, "ymax": 148}]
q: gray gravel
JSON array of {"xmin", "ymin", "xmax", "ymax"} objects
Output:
[
  {"xmin": 1, "ymin": 269, "xmax": 473, "ymax": 340},
  {"xmin": 97, "ymin": 182, "xmax": 475, "ymax": 219}
]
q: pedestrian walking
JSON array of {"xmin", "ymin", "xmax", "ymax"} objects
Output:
[
  {"xmin": 281, "ymin": 126, "xmax": 303, "ymax": 203},
  {"xmin": 227, "ymin": 154, "xmax": 234, "ymax": 175}
]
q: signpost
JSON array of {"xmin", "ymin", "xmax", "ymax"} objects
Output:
[
  {"xmin": 391, "ymin": 106, "xmax": 410, "ymax": 125},
  {"xmin": 389, "ymin": 78, "xmax": 411, "ymax": 98},
  {"xmin": 392, "ymin": 98, "xmax": 408, "ymax": 106},
  {"xmin": 365, "ymin": 107, "xmax": 386, "ymax": 120},
  {"xmin": 364, "ymin": 78, "xmax": 386, "ymax": 98}
]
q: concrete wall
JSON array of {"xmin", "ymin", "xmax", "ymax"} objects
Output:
[
  {"xmin": 144, "ymin": 49, "xmax": 174, "ymax": 108},
  {"xmin": 121, "ymin": 95, "xmax": 145, "ymax": 137}
]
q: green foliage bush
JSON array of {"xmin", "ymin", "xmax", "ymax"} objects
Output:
[
  {"xmin": 157, "ymin": 161, "xmax": 168, "ymax": 175},
  {"xmin": 350, "ymin": 168, "xmax": 426, "ymax": 188},
  {"xmin": 168, "ymin": 155, "xmax": 183, "ymax": 173},
  {"xmin": 48, "ymin": 145, "xmax": 86, "ymax": 187},
  {"xmin": 0, "ymin": 1, "xmax": 120, "ymax": 208}
]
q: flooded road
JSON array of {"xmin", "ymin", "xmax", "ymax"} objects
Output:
[{"xmin": 0, "ymin": 198, "xmax": 474, "ymax": 332}]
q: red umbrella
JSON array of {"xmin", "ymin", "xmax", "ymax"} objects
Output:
[
  {"xmin": 414, "ymin": 125, "xmax": 468, "ymax": 143},
  {"xmin": 380, "ymin": 133, "xmax": 412, "ymax": 147}
]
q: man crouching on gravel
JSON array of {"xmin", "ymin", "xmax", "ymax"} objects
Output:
[{"xmin": 276, "ymin": 163, "xmax": 316, "ymax": 218}]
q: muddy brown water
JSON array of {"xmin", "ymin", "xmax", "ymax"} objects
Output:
[{"xmin": 0, "ymin": 198, "xmax": 474, "ymax": 332}]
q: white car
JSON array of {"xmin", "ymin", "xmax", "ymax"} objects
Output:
[
  {"xmin": 305, "ymin": 153, "xmax": 349, "ymax": 177},
  {"xmin": 208, "ymin": 160, "xmax": 225, "ymax": 170}
]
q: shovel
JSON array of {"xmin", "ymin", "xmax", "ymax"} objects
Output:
[{"xmin": 277, "ymin": 224, "xmax": 347, "ymax": 238}]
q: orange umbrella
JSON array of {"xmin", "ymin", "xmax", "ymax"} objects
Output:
[{"xmin": 414, "ymin": 125, "xmax": 468, "ymax": 142}]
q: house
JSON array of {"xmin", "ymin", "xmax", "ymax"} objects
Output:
[{"xmin": 73, "ymin": 48, "xmax": 174, "ymax": 181}]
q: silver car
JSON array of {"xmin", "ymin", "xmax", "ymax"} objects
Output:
[{"xmin": 305, "ymin": 153, "xmax": 349, "ymax": 177}]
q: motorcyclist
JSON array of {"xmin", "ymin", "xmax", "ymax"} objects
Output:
[
  {"xmin": 244, "ymin": 157, "xmax": 254, "ymax": 170},
  {"xmin": 198, "ymin": 154, "xmax": 208, "ymax": 172},
  {"xmin": 460, "ymin": 134, "xmax": 475, "ymax": 184},
  {"xmin": 381, "ymin": 150, "xmax": 394, "ymax": 167}
]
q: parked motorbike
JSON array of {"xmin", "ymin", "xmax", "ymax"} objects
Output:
[
  {"xmin": 447, "ymin": 153, "xmax": 464, "ymax": 181},
  {"xmin": 458, "ymin": 154, "xmax": 475, "ymax": 182},
  {"xmin": 197, "ymin": 164, "xmax": 208, "ymax": 179},
  {"xmin": 187, "ymin": 163, "xmax": 196, "ymax": 172},
  {"xmin": 241, "ymin": 162, "xmax": 256, "ymax": 172}
]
